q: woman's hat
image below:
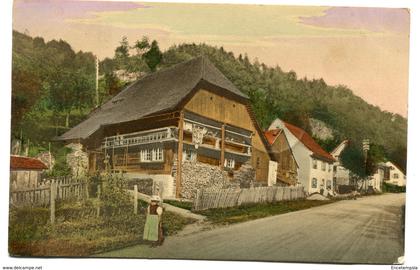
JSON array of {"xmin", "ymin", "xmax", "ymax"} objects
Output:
[{"xmin": 150, "ymin": 195, "xmax": 161, "ymax": 202}]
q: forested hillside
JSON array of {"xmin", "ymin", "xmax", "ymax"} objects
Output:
[{"xmin": 10, "ymin": 31, "xmax": 407, "ymax": 172}]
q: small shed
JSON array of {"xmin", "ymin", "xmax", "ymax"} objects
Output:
[{"xmin": 10, "ymin": 155, "xmax": 48, "ymax": 190}]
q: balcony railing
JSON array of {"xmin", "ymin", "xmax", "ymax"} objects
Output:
[{"xmin": 102, "ymin": 127, "xmax": 177, "ymax": 149}]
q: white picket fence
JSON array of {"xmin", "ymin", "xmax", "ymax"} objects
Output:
[
  {"xmin": 10, "ymin": 177, "xmax": 88, "ymax": 207},
  {"xmin": 193, "ymin": 186, "xmax": 306, "ymax": 211}
]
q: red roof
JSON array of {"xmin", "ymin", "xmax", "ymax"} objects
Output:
[
  {"xmin": 283, "ymin": 121, "xmax": 336, "ymax": 163},
  {"xmin": 10, "ymin": 156, "xmax": 48, "ymax": 170},
  {"xmin": 264, "ymin": 129, "xmax": 282, "ymax": 145}
]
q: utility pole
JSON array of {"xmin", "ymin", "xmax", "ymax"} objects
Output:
[
  {"xmin": 95, "ymin": 56, "xmax": 99, "ymax": 108},
  {"xmin": 362, "ymin": 139, "xmax": 370, "ymax": 193}
]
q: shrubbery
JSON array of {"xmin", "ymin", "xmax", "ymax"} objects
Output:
[
  {"xmin": 99, "ymin": 173, "xmax": 131, "ymax": 217},
  {"xmin": 9, "ymin": 173, "xmax": 195, "ymax": 256},
  {"xmin": 382, "ymin": 182, "xmax": 406, "ymax": 193}
]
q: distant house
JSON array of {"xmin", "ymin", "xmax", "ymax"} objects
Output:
[
  {"xmin": 264, "ymin": 129, "xmax": 299, "ymax": 186},
  {"xmin": 330, "ymin": 140, "xmax": 352, "ymax": 188},
  {"xmin": 10, "ymin": 155, "xmax": 48, "ymax": 190},
  {"xmin": 57, "ymin": 56, "xmax": 273, "ymax": 199},
  {"xmin": 368, "ymin": 162, "xmax": 387, "ymax": 192},
  {"xmin": 269, "ymin": 119, "xmax": 336, "ymax": 194},
  {"xmin": 384, "ymin": 161, "xmax": 406, "ymax": 187}
]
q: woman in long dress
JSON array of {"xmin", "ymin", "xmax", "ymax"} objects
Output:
[{"xmin": 143, "ymin": 195, "xmax": 164, "ymax": 245}]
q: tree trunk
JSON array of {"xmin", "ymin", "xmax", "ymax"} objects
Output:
[{"xmin": 65, "ymin": 112, "xmax": 70, "ymax": 128}]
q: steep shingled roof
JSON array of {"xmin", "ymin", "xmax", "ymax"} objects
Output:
[
  {"xmin": 283, "ymin": 121, "xmax": 336, "ymax": 162},
  {"xmin": 10, "ymin": 156, "xmax": 48, "ymax": 170},
  {"xmin": 58, "ymin": 56, "xmax": 248, "ymax": 141}
]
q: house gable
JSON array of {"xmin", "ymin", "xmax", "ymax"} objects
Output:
[{"xmin": 184, "ymin": 88, "xmax": 271, "ymax": 181}]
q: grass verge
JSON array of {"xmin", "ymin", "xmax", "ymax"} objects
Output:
[
  {"xmin": 9, "ymin": 200, "xmax": 195, "ymax": 257},
  {"xmin": 163, "ymin": 200, "xmax": 193, "ymax": 211},
  {"xmin": 196, "ymin": 199, "xmax": 334, "ymax": 225}
]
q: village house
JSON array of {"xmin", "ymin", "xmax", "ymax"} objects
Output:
[
  {"xmin": 330, "ymin": 140, "xmax": 352, "ymax": 189},
  {"xmin": 367, "ymin": 162, "xmax": 388, "ymax": 192},
  {"xmin": 384, "ymin": 161, "xmax": 406, "ymax": 187},
  {"xmin": 264, "ymin": 129, "xmax": 299, "ymax": 186},
  {"xmin": 268, "ymin": 119, "xmax": 336, "ymax": 194},
  {"xmin": 10, "ymin": 155, "xmax": 48, "ymax": 190},
  {"xmin": 58, "ymin": 56, "xmax": 273, "ymax": 199}
]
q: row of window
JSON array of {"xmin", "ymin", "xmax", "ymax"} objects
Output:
[
  {"xmin": 312, "ymin": 158, "xmax": 331, "ymax": 172},
  {"xmin": 140, "ymin": 148, "xmax": 164, "ymax": 162},
  {"xmin": 182, "ymin": 149, "xmax": 236, "ymax": 169},
  {"xmin": 311, "ymin": 178, "xmax": 332, "ymax": 189}
]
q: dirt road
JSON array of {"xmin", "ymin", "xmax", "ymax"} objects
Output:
[{"xmin": 97, "ymin": 193, "xmax": 405, "ymax": 264}]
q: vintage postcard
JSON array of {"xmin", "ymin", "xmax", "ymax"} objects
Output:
[{"xmin": 6, "ymin": 0, "xmax": 410, "ymax": 267}]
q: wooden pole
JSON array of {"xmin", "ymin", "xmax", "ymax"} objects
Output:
[
  {"xmin": 96, "ymin": 184, "xmax": 101, "ymax": 217},
  {"xmin": 95, "ymin": 56, "xmax": 99, "ymax": 107},
  {"xmin": 133, "ymin": 185, "xmax": 138, "ymax": 214},
  {"xmin": 220, "ymin": 124, "xmax": 226, "ymax": 169},
  {"xmin": 50, "ymin": 181, "xmax": 56, "ymax": 224},
  {"xmin": 175, "ymin": 111, "xmax": 184, "ymax": 198}
]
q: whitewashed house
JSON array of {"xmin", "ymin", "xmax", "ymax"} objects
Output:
[
  {"xmin": 368, "ymin": 162, "xmax": 387, "ymax": 192},
  {"xmin": 269, "ymin": 119, "xmax": 336, "ymax": 195},
  {"xmin": 330, "ymin": 140, "xmax": 351, "ymax": 187},
  {"xmin": 384, "ymin": 161, "xmax": 406, "ymax": 187}
]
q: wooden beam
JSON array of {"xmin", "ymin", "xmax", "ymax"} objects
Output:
[
  {"xmin": 220, "ymin": 124, "xmax": 225, "ymax": 169},
  {"xmin": 92, "ymin": 152, "xmax": 97, "ymax": 173},
  {"xmin": 176, "ymin": 111, "xmax": 184, "ymax": 198}
]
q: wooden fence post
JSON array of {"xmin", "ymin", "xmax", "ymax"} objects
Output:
[
  {"xmin": 85, "ymin": 180, "xmax": 89, "ymax": 199},
  {"xmin": 50, "ymin": 181, "xmax": 56, "ymax": 224},
  {"xmin": 96, "ymin": 184, "xmax": 101, "ymax": 218},
  {"xmin": 193, "ymin": 189, "xmax": 201, "ymax": 211},
  {"xmin": 133, "ymin": 185, "xmax": 138, "ymax": 214}
]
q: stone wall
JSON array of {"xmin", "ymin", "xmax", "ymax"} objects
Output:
[
  {"xmin": 66, "ymin": 143, "xmax": 89, "ymax": 177},
  {"xmin": 180, "ymin": 161, "xmax": 231, "ymax": 199},
  {"xmin": 233, "ymin": 162, "xmax": 257, "ymax": 188},
  {"xmin": 36, "ymin": 151, "xmax": 55, "ymax": 170}
]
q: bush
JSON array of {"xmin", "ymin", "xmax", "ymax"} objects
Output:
[
  {"xmin": 383, "ymin": 182, "xmax": 406, "ymax": 193},
  {"xmin": 9, "ymin": 207, "xmax": 49, "ymax": 242},
  {"xmin": 100, "ymin": 173, "xmax": 131, "ymax": 217},
  {"xmin": 55, "ymin": 200, "xmax": 97, "ymax": 221}
]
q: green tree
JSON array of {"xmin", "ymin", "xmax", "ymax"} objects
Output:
[
  {"xmin": 104, "ymin": 72, "xmax": 124, "ymax": 96},
  {"xmin": 143, "ymin": 40, "xmax": 162, "ymax": 72},
  {"xmin": 132, "ymin": 36, "xmax": 150, "ymax": 55},
  {"xmin": 114, "ymin": 36, "xmax": 130, "ymax": 69},
  {"xmin": 11, "ymin": 68, "xmax": 41, "ymax": 131}
]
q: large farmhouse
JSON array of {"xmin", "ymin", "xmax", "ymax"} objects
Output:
[
  {"xmin": 58, "ymin": 56, "xmax": 273, "ymax": 199},
  {"xmin": 269, "ymin": 119, "xmax": 336, "ymax": 194}
]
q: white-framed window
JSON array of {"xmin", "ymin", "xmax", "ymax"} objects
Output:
[
  {"xmin": 321, "ymin": 162, "xmax": 326, "ymax": 171},
  {"xmin": 224, "ymin": 159, "xmax": 235, "ymax": 169},
  {"xmin": 140, "ymin": 148, "xmax": 164, "ymax": 162},
  {"xmin": 183, "ymin": 149, "xmax": 197, "ymax": 161},
  {"xmin": 312, "ymin": 158, "xmax": 318, "ymax": 169},
  {"xmin": 311, "ymin": 178, "xmax": 318, "ymax": 188},
  {"xmin": 393, "ymin": 173, "xmax": 399, "ymax": 179}
]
